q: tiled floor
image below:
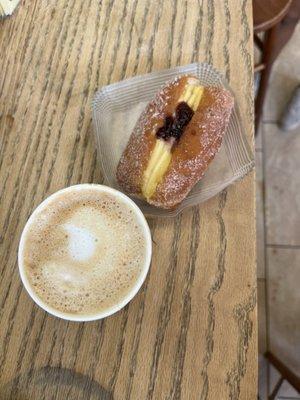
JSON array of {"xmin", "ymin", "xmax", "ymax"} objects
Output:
[{"xmin": 256, "ymin": 23, "xmax": 300, "ymax": 399}]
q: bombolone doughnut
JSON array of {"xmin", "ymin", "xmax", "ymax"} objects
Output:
[{"xmin": 117, "ymin": 75, "xmax": 234, "ymax": 209}]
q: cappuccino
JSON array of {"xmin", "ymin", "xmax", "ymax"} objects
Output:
[{"xmin": 19, "ymin": 185, "xmax": 151, "ymax": 320}]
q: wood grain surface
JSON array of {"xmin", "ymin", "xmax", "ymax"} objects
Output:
[{"xmin": 0, "ymin": 1, "xmax": 257, "ymax": 399}]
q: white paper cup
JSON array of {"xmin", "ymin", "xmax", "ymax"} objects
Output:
[{"xmin": 18, "ymin": 184, "xmax": 152, "ymax": 322}]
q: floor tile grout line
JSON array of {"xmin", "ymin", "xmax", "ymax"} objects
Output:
[
  {"xmin": 257, "ymin": 277, "xmax": 266, "ymax": 282},
  {"xmin": 261, "ymin": 121, "xmax": 268, "ymax": 305},
  {"xmin": 261, "ymin": 120, "xmax": 271, "ymax": 394},
  {"xmin": 262, "ymin": 120, "xmax": 278, "ymax": 124},
  {"xmin": 277, "ymin": 397, "xmax": 300, "ymax": 400},
  {"xmin": 266, "ymin": 244, "xmax": 300, "ymax": 250}
]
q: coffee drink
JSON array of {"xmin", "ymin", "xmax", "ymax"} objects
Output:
[{"xmin": 19, "ymin": 185, "xmax": 150, "ymax": 318}]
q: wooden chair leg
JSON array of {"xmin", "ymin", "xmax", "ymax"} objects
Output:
[
  {"xmin": 255, "ymin": 24, "xmax": 280, "ymax": 133},
  {"xmin": 266, "ymin": 351, "xmax": 300, "ymax": 394},
  {"xmin": 255, "ymin": 0, "xmax": 300, "ymax": 134},
  {"xmin": 271, "ymin": 0, "xmax": 300, "ymax": 61}
]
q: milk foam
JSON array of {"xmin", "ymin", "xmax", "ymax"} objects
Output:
[
  {"xmin": 21, "ymin": 188, "xmax": 147, "ymax": 316},
  {"xmin": 64, "ymin": 223, "xmax": 96, "ymax": 262}
]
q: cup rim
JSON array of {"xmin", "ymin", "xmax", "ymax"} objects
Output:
[{"xmin": 18, "ymin": 184, "xmax": 152, "ymax": 322}]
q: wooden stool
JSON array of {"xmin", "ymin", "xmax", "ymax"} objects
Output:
[{"xmin": 253, "ymin": 0, "xmax": 300, "ymax": 133}]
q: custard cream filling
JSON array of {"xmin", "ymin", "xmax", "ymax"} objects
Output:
[{"xmin": 142, "ymin": 82, "xmax": 204, "ymax": 200}]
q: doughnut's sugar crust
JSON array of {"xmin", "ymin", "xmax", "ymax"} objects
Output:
[
  {"xmin": 116, "ymin": 76, "xmax": 188, "ymax": 195},
  {"xmin": 116, "ymin": 76, "xmax": 234, "ymax": 209}
]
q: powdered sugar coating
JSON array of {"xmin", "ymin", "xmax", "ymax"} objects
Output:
[
  {"xmin": 116, "ymin": 76, "xmax": 234, "ymax": 209},
  {"xmin": 151, "ymin": 87, "xmax": 234, "ymax": 208},
  {"xmin": 116, "ymin": 76, "xmax": 189, "ymax": 196}
]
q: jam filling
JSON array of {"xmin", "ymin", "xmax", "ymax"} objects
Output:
[{"xmin": 156, "ymin": 102, "xmax": 194, "ymax": 141}]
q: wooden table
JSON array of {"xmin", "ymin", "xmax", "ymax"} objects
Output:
[{"xmin": 0, "ymin": 1, "xmax": 257, "ymax": 399}]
